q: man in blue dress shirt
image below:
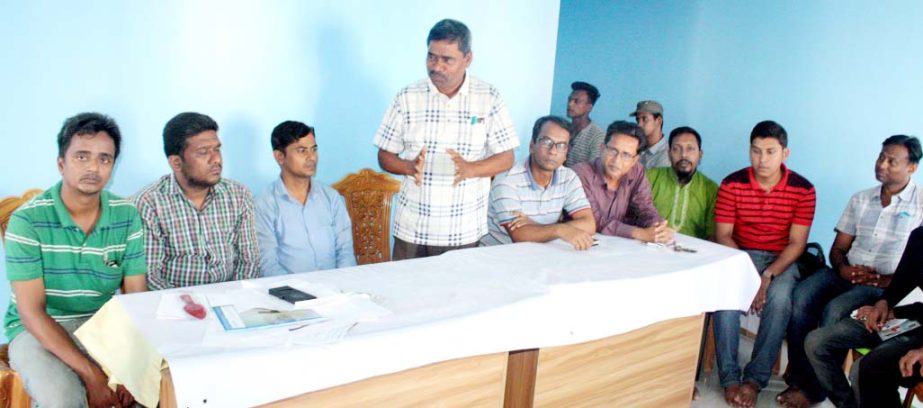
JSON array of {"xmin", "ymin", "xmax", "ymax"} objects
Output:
[{"xmin": 255, "ymin": 121, "xmax": 356, "ymax": 275}]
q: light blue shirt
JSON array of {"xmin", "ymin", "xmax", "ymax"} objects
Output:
[{"xmin": 255, "ymin": 178, "xmax": 356, "ymax": 276}]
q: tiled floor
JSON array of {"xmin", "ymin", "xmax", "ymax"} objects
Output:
[{"xmin": 687, "ymin": 333, "xmax": 923, "ymax": 408}]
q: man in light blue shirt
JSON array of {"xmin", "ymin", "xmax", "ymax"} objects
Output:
[{"xmin": 255, "ymin": 121, "xmax": 356, "ymax": 275}]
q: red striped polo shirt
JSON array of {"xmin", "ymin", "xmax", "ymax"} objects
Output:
[{"xmin": 715, "ymin": 165, "xmax": 816, "ymax": 253}]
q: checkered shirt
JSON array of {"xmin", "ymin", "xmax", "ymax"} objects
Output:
[
  {"xmin": 133, "ymin": 174, "xmax": 260, "ymax": 289},
  {"xmin": 373, "ymin": 75, "xmax": 519, "ymax": 246}
]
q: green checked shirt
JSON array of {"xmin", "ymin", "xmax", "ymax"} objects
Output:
[
  {"xmin": 645, "ymin": 167, "xmax": 719, "ymax": 240},
  {"xmin": 133, "ymin": 175, "xmax": 260, "ymax": 290},
  {"xmin": 3, "ymin": 183, "xmax": 147, "ymax": 341}
]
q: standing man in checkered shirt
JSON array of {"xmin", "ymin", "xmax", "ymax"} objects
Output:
[{"xmin": 374, "ymin": 19, "xmax": 520, "ymax": 260}]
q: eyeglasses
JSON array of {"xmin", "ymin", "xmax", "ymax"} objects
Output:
[
  {"xmin": 603, "ymin": 145, "xmax": 636, "ymax": 161},
  {"xmin": 536, "ymin": 137, "xmax": 569, "ymax": 152}
]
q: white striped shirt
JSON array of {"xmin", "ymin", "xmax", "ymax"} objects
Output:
[
  {"xmin": 837, "ymin": 182, "xmax": 923, "ymax": 275},
  {"xmin": 480, "ymin": 157, "xmax": 590, "ymax": 246}
]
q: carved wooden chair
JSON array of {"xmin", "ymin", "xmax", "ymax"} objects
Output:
[
  {"xmin": 1, "ymin": 188, "xmax": 41, "ymax": 408},
  {"xmin": 332, "ymin": 169, "xmax": 400, "ymax": 265}
]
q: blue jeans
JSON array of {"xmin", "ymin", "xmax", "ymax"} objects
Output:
[
  {"xmin": 714, "ymin": 249, "xmax": 801, "ymax": 389},
  {"xmin": 786, "ymin": 267, "xmax": 883, "ymax": 401},
  {"xmin": 805, "ymin": 318, "xmax": 923, "ymax": 408},
  {"xmin": 9, "ymin": 318, "xmax": 90, "ymax": 408}
]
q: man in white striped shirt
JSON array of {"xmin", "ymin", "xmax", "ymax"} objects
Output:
[
  {"xmin": 783, "ymin": 135, "xmax": 923, "ymax": 407},
  {"xmin": 374, "ymin": 18, "xmax": 519, "ymax": 260},
  {"xmin": 480, "ymin": 116, "xmax": 595, "ymax": 249}
]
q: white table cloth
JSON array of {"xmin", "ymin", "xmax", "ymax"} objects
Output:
[{"xmin": 78, "ymin": 234, "xmax": 760, "ymax": 407}]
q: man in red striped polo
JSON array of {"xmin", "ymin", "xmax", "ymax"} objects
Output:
[{"xmin": 712, "ymin": 120, "xmax": 817, "ymax": 408}]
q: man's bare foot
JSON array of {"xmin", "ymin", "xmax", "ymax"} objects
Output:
[
  {"xmin": 734, "ymin": 382, "xmax": 759, "ymax": 408},
  {"xmin": 693, "ymin": 386, "xmax": 700, "ymax": 400},
  {"xmin": 724, "ymin": 384, "xmax": 741, "ymax": 407},
  {"xmin": 776, "ymin": 386, "xmax": 798, "ymax": 405},
  {"xmin": 777, "ymin": 387, "xmax": 814, "ymax": 408}
]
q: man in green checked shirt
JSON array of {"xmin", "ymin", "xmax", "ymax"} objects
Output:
[
  {"xmin": 4, "ymin": 113, "xmax": 146, "ymax": 407},
  {"xmin": 645, "ymin": 126, "xmax": 719, "ymax": 240}
]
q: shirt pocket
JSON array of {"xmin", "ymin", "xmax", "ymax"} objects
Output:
[{"xmin": 457, "ymin": 112, "xmax": 489, "ymax": 158}]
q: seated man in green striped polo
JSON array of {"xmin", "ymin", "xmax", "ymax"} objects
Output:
[{"xmin": 3, "ymin": 113, "xmax": 147, "ymax": 407}]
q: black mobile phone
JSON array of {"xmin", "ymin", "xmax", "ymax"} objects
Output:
[{"xmin": 268, "ymin": 285, "xmax": 316, "ymax": 303}]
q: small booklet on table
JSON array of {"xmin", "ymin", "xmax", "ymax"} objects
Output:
[{"xmin": 212, "ymin": 305, "xmax": 323, "ymax": 331}]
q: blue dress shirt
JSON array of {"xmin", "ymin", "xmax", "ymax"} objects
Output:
[{"xmin": 255, "ymin": 178, "xmax": 356, "ymax": 276}]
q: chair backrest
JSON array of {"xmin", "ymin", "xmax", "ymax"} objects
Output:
[
  {"xmin": 0, "ymin": 189, "xmax": 43, "ymax": 240},
  {"xmin": 332, "ymin": 169, "xmax": 401, "ymax": 265}
]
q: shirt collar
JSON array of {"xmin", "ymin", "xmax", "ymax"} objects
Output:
[
  {"xmin": 50, "ymin": 181, "xmax": 112, "ymax": 230},
  {"xmin": 167, "ymin": 173, "xmax": 224, "ymax": 200},
  {"xmin": 272, "ymin": 176, "xmax": 315, "ymax": 203},
  {"xmin": 747, "ymin": 163, "xmax": 790, "ymax": 192},
  {"xmin": 646, "ymin": 137, "xmax": 667, "ymax": 154},
  {"xmin": 874, "ymin": 180, "xmax": 919, "ymax": 202},
  {"xmin": 427, "ymin": 72, "xmax": 471, "ymax": 98},
  {"xmin": 524, "ymin": 156, "xmax": 559, "ymax": 190}
]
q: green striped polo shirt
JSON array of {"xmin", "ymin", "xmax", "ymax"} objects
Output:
[{"xmin": 3, "ymin": 182, "xmax": 147, "ymax": 340}]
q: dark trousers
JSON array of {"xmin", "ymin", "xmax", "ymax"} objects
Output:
[
  {"xmin": 857, "ymin": 332, "xmax": 923, "ymax": 407},
  {"xmin": 788, "ymin": 268, "xmax": 883, "ymax": 402},
  {"xmin": 392, "ymin": 236, "xmax": 478, "ymax": 261}
]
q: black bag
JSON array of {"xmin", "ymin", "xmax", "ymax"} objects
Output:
[{"xmin": 797, "ymin": 242, "xmax": 827, "ymax": 278}]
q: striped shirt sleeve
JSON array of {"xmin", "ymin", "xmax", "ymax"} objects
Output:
[
  {"xmin": 794, "ymin": 186, "xmax": 817, "ymax": 226},
  {"xmin": 562, "ymin": 172, "xmax": 591, "ymax": 215},
  {"xmin": 121, "ymin": 207, "xmax": 147, "ymax": 277},
  {"xmin": 715, "ymin": 182, "xmax": 738, "ymax": 224},
  {"xmin": 835, "ymin": 193, "xmax": 860, "ymax": 235},
  {"xmin": 490, "ymin": 180, "xmax": 523, "ymax": 226},
  {"xmin": 4, "ymin": 211, "xmax": 43, "ymax": 281}
]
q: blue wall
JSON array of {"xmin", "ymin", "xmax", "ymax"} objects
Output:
[
  {"xmin": 552, "ymin": 0, "xmax": 923, "ymax": 251},
  {"xmin": 0, "ymin": 0, "xmax": 560, "ymax": 342}
]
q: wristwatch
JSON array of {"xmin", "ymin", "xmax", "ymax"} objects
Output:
[{"xmin": 761, "ymin": 270, "xmax": 774, "ymax": 280}]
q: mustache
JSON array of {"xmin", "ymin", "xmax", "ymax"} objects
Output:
[
  {"xmin": 676, "ymin": 160, "xmax": 693, "ymax": 167},
  {"xmin": 80, "ymin": 174, "xmax": 102, "ymax": 183},
  {"xmin": 428, "ymin": 71, "xmax": 445, "ymax": 79}
]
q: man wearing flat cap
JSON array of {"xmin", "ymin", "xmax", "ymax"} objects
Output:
[{"xmin": 631, "ymin": 100, "xmax": 669, "ymax": 169}]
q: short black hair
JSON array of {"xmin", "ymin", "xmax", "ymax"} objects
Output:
[
  {"xmin": 427, "ymin": 19, "xmax": 471, "ymax": 54},
  {"xmin": 531, "ymin": 115, "xmax": 571, "ymax": 143},
  {"xmin": 605, "ymin": 120, "xmax": 647, "ymax": 153},
  {"xmin": 57, "ymin": 112, "xmax": 122, "ymax": 159},
  {"xmin": 570, "ymin": 81, "xmax": 600, "ymax": 105},
  {"xmin": 669, "ymin": 126, "xmax": 702, "ymax": 149},
  {"xmin": 271, "ymin": 121, "xmax": 315, "ymax": 152},
  {"xmin": 750, "ymin": 120, "xmax": 788, "ymax": 148},
  {"xmin": 883, "ymin": 135, "xmax": 922, "ymax": 164},
  {"xmin": 163, "ymin": 112, "xmax": 219, "ymax": 157}
]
